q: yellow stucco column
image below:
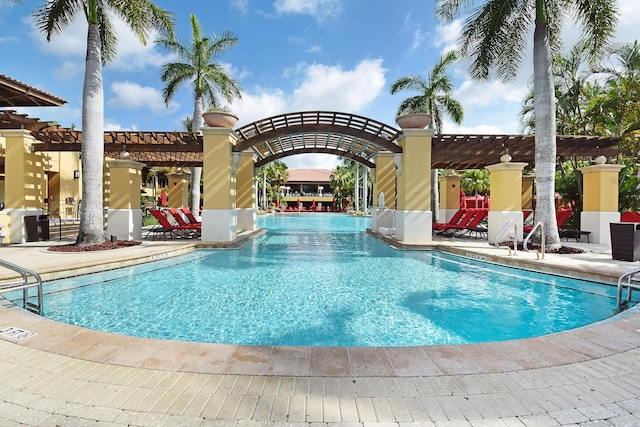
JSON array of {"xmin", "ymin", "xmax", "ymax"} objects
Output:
[
  {"xmin": 167, "ymin": 172, "xmax": 189, "ymax": 208},
  {"xmin": 236, "ymin": 151, "xmax": 257, "ymax": 232},
  {"xmin": 201, "ymin": 127, "xmax": 237, "ymax": 242},
  {"xmin": 395, "ymin": 128, "xmax": 433, "ymax": 243},
  {"xmin": 371, "ymin": 152, "xmax": 396, "ymax": 233},
  {"xmin": 485, "ymin": 161, "xmax": 528, "ymax": 242},
  {"xmin": 579, "ymin": 160, "xmax": 624, "ymax": 245},
  {"xmin": 105, "ymin": 159, "xmax": 145, "ymax": 240},
  {"xmin": 2, "ymin": 129, "xmax": 46, "ymax": 243},
  {"xmin": 522, "ymin": 176, "xmax": 534, "ymax": 211},
  {"xmin": 438, "ymin": 175, "xmax": 462, "ymax": 223}
]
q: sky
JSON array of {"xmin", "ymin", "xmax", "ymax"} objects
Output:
[{"xmin": 2, "ymin": 0, "xmax": 640, "ymax": 171}]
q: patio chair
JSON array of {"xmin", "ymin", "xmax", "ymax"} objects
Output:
[
  {"xmin": 180, "ymin": 207, "xmax": 201, "ymax": 225},
  {"xmin": 148, "ymin": 209, "xmax": 200, "ymax": 239},
  {"xmin": 524, "ymin": 209, "xmax": 572, "ymax": 234},
  {"xmin": 432, "ymin": 209, "xmax": 467, "ymax": 231}
]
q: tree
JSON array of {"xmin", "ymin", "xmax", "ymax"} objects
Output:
[
  {"xmin": 259, "ymin": 161, "xmax": 289, "ymax": 205},
  {"xmin": 436, "ymin": 0, "xmax": 618, "ymax": 249},
  {"xmin": 390, "ymin": 50, "xmax": 463, "ymax": 221},
  {"xmin": 330, "ymin": 165, "xmax": 354, "ymax": 210},
  {"xmin": 15, "ymin": 0, "xmax": 174, "ymax": 245},
  {"xmin": 157, "ymin": 13, "xmax": 242, "ymax": 217}
]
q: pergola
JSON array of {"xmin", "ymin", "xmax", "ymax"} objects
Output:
[
  {"xmin": 0, "ymin": 110, "xmax": 622, "ymax": 169},
  {"xmin": 0, "ymin": 74, "xmax": 67, "ymax": 108}
]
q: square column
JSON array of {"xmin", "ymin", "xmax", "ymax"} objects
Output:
[
  {"xmin": 2, "ymin": 130, "xmax": 46, "ymax": 243},
  {"xmin": 372, "ymin": 152, "xmax": 396, "ymax": 232},
  {"xmin": 236, "ymin": 151, "xmax": 257, "ymax": 232},
  {"xmin": 167, "ymin": 172, "xmax": 190, "ymax": 208},
  {"xmin": 579, "ymin": 162, "xmax": 624, "ymax": 245},
  {"xmin": 201, "ymin": 127, "xmax": 237, "ymax": 242},
  {"xmin": 395, "ymin": 129, "xmax": 433, "ymax": 243},
  {"xmin": 105, "ymin": 159, "xmax": 145, "ymax": 240},
  {"xmin": 438, "ymin": 175, "xmax": 462, "ymax": 223},
  {"xmin": 485, "ymin": 161, "xmax": 528, "ymax": 242}
]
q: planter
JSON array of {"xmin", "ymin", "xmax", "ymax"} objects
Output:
[
  {"xmin": 202, "ymin": 111, "xmax": 239, "ymax": 128},
  {"xmin": 395, "ymin": 113, "xmax": 432, "ymax": 129}
]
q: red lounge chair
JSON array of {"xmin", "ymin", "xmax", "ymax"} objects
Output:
[
  {"xmin": 180, "ymin": 207, "xmax": 201, "ymax": 225},
  {"xmin": 621, "ymin": 212, "xmax": 640, "ymax": 222},
  {"xmin": 147, "ymin": 209, "xmax": 200, "ymax": 239},
  {"xmin": 432, "ymin": 209, "xmax": 467, "ymax": 231},
  {"xmin": 524, "ymin": 209, "xmax": 572, "ymax": 233}
]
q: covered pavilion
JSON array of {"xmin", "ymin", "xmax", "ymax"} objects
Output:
[{"xmin": 0, "ymin": 108, "xmax": 622, "ymax": 245}]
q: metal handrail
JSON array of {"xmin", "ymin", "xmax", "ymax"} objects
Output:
[
  {"xmin": 0, "ymin": 258, "xmax": 43, "ymax": 315},
  {"xmin": 41, "ymin": 207, "xmax": 63, "ymax": 240},
  {"xmin": 616, "ymin": 267, "xmax": 640, "ymax": 310},
  {"xmin": 523, "ymin": 221, "xmax": 545, "ymax": 260},
  {"xmin": 495, "ymin": 220, "xmax": 517, "ymax": 255}
]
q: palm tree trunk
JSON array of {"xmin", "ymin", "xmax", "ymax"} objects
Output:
[
  {"xmin": 533, "ymin": 20, "xmax": 561, "ymax": 248},
  {"xmin": 76, "ymin": 22, "xmax": 106, "ymax": 245},
  {"xmin": 190, "ymin": 96, "xmax": 205, "ymax": 218}
]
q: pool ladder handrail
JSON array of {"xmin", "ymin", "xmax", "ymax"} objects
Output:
[
  {"xmin": 523, "ymin": 222, "xmax": 545, "ymax": 260},
  {"xmin": 495, "ymin": 220, "xmax": 518, "ymax": 255},
  {"xmin": 379, "ymin": 206, "xmax": 396, "ymax": 229},
  {"xmin": 0, "ymin": 258, "xmax": 43, "ymax": 315},
  {"xmin": 616, "ymin": 267, "xmax": 640, "ymax": 310}
]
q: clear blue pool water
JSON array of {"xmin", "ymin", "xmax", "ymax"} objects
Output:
[{"xmin": 20, "ymin": 214, "xmax": 620, "ymax": 346}]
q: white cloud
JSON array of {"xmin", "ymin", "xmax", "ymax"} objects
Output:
[
  {"xmin": 306, "ymin": 45, "xmax": 322, "ymax": 54},
  {"xmin": 284, "ymin": 153, "xmax": 340, "ymax": 170},
  {"xmin": 291, "ymin": 59, "xmax": 386, "ymax": 111},
  {"xmin": 273, "ymin": 0, "xmax": 342, "ymax": 21},
  {"xmin": 107, "ymin": 81, "xmax": 177, "ymax": 114},
  {"xmin": 52, "ymin": 61, "xmax": 84, "ymax": 81},
  {"xmin": 442, "ymin": 121, "xmax": 507, "ymax": 135},
  {"xmin": 232, "ymin": 87, "xmax": 288, "ymax": 125},
  {"xmin": 411, "ymin": 28, "xmax": 425, "ymax": 52},
  {"xmin": 26, "ymin": 14, "xmax": 171, "ymax": 72},
  {"xmin": 231, "ymin": 0, "xmax": 249, "ymax": 14},
  {"xmin": 455, "ymin": 79, "xmax": 528, "ymax": 109},
  {"xmin": 434, "ymin": 20, "xmax": 461, "ymax": 55},
  {"xmin": 0, "ymin": 36, "xmax": 19, "ymax": 43}
]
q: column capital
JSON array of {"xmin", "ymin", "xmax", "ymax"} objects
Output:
[
  {"xmin": 578, "ymin": 164, "xmax": 624, "ymax": 174},
  {"xmin": 485, "ymin": 162, "xmax": 528, "ymax": 173},
  {"xmin": 201, "ymin": 126, "xmax": 238, "ymax": 143},
  {"xmin": 105, "ymin": 159, "xmax": 146, "ymax": 170}
]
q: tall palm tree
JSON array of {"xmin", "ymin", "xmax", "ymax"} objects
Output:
[
  {"xmin": 14, "ymin": 0, "xmax": 174, "ymax": 245},
  {"xmin": 390, "ymin": 50, "xmax": 464, "ymax": 221},
  {"xmin": 436, "ymin": 0, "xmax": 618, "ymax": 249},
  {"xmin": 390, "ymin": 50, "xmax": 464, "ymax": 133},
  {"xmin": 157, "ymin": 13, "xmax": 242, "ymax": 217}
]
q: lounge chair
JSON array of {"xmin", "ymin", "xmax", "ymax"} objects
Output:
[
  {"xmin": 524, "ymin": 209, "xmax": 572, "ymax": 233},
  {"xmin": 447, "ymin": 209, "xmax": 489, "ymax": 237},
  {"xmin": 432, "ymin": 209, "xmax": 467, "ymax": 231},
  {"xmin": 147, "ymin": 209, "xmax": 200, "ymax": 239},
  {"xmin": 180, "ymin": 207, "xmax": 201, "ymax": 225}
]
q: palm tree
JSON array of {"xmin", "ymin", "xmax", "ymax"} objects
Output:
[
  {"xmin": 390, "ymin": 50, "xmax": 464, "ymax": 221},
  {"xmin": 15, "ymin": 0, "xmax": 174, "ymax": 245},
  {"xmin": 330, "ymin": 165, "xmax": 354, "ymax": 210},
  {"xmin": 436, "ymin": 0, "xmax": 618, "ymax": 249},
  {"xmin": 157, "ymin": 13, "xmax": 242, "ymax": 217}
]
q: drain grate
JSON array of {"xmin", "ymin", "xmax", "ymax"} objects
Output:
[{"xmin": 0, "ymin": 326, "xmax": 37, "ymax": 341}]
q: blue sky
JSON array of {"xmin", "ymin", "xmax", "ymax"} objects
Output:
[{"xmin": 2, "ymin": 0, "xmax": 639, "ymax": 170}]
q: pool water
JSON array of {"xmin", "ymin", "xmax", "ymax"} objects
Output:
[{"xmin": 23, "ymin": 214, "xmax": 620, "ymax": 346}]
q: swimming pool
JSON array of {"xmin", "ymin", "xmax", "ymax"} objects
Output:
[{"xmin": 18, "ymin": 214, "xmax": 621, "ymax": 346}]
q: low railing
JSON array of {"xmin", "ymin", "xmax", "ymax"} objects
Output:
[
  {"xmin": 41, "ymin": 207, "xmax": 63, "ymax": 240},
  {"xmin": 0, "ymin": 258, "xmax": 43, "ymax": 315},
  {"xmin": 495, "ymin": 220, "xmax": 517, "ymax": 255},
  {"xmin": 617, "ymin": 267, "xmax": 640, "ymax": 310},
  {"xmin": 523, "ymin": 222, "xmax": 545, "ymax": 260}
]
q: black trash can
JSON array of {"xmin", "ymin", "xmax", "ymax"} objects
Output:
[
  {"xmin": 24, "ymin": 215, "xmax": 39, "ymax": 242},
  {"xmin": 38, "ymin": 215, "xmax": 50, "ymax": 241},
  {"xmin": 610, "ymin": 222, "xmax": 640, "ymax": 261}
]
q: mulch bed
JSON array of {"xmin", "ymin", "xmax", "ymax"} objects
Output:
[
  {"xmin": 47, "ymin": 240, "xmax": 142, "ymax": 252},
  {"xmin": 494, "ymin": 241, "xmax": 584, "ymax": 254}
]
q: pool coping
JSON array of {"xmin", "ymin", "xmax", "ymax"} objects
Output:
[{"xmin": 2, "ymin": 234, "xmax": 640, "ymax": 378}]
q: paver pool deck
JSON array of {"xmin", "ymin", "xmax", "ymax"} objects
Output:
[{"xmin": 1, "ymin": 233, "xmax": 640, "ymax": 426}]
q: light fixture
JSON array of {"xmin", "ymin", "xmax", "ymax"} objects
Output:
[
  {"xmin": 73, "ymin": 170, "xmax": 80, "ymax": 179},
  {"xmin": 231, "ymin": 150, "xmax": 241, "ymax": 175},
  {"xmin": 393, "ymin": 153, "xmax": 403, "ymax": 175},
  {"xmin": 27, "ymin": 145, "xmax": 35, "ymax": 153},
  {"xmin": 121, "ymin": 144, "xmax": 130, "ymax": 160}
]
